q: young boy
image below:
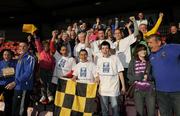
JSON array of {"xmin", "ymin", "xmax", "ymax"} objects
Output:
[
  {"xmin": 51, "ymin": 45, "xmax": 76, "ymax": 84},
  {"xmin": 96, "ymin": 41, "xmax": 125, "ymax": 116},
  {"xmin": 50, "ymin": 30, "xmax": 76, "ymax": 83},
  {"xmin": 72, "ymin": 49, "xmax": 97, "ymax": 83}
]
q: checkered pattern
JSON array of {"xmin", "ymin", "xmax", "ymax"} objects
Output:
[{"xmin": 54, "ymin": 78, "xmax": 97, "ymax": 116}]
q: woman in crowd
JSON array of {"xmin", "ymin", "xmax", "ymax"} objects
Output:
[
  {"xmin": 127, "ymin": 44, "xmax": 155, "ymax": 116},
  {"xmin": 0, "ymin": 50, "xmax": 17, "ymax": 116},
  {"xmin": 34, "ymin": 33, "xmax": 55, "ymax": 104}
]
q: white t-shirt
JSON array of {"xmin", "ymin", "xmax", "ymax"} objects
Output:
[
  {"xmin": 96, "ymin": 55, "xmax": 124, "ymax": 96},
  {"xmin": 114, "ymin": 34, "xmax": 136, "ymax": 68},
  {"xmin": 73, "ymin": 61, "xmax": 97, "ymax": 83},
  {"xmin": 52, "ymin": 51, "xmax": 76, "ymax": 84},
  {"xmin": 74, "ymin": 43, "xmax": 93, "ymax": 62}
]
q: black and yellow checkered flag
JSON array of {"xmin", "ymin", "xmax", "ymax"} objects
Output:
[{"xmin": 54, "ymin": 78, "xmax": 98, "ymax": 116}]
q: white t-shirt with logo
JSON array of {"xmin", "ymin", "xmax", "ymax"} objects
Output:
[
  {"xmin": 52, "ymin": 51, "xmax": 76, "ymax": 84},
  {"xmin": 73, "ymin": 61, "xmax": 97, "ymax": 83},
  {"xmin": 96, "ymin": 55, "xmax": 124, "ymax": 96},
  {"xmin": 74, "ymin": 43, "xmax": 93, "ymax": 62},
  {"xmin": 114, "ymin": 34, "xmax": 136, "ymax": 68}
]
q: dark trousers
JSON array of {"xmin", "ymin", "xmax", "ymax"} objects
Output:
[
  {"xmin": 39, "ymin": 69, "xmax": 53, "ymax": 97},
  {"xmin": 134, "ymin": 89, "xmax": 155, "ymax": 116},
  {"xmin": 157, "ymin": 91, "xmax": 180, "ymax": 116},
  {"xmin": 123, "ymin": 68, "xmax": 129, "ymax": 88},
  {"xmin": 12, "ymin": 90, "xmax": 31, "ymax": 116},
  {"xmin": 0, "ymin": 85, "xmax": 14, "ymax": 116}
]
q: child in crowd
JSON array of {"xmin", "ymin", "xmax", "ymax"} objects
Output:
[
  {"xmin": 72, "ymin": 49, "xmax": 97, "ymax": 83},
  {"xmin": 127, "ymin": 44, "xmax": 155, "ymax": 116},
  {"xmin": 50, "ymin": 36, "xmax": 76, "ymax": 84},
  {"xmin": 96, "ymin": 41, "xmax": 125, "ymax": 116}
]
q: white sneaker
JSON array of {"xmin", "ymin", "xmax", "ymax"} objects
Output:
[
  {"xmin": 48, "ymin": 96, "xmax": 54, "ymax": 103},
  {"xmin": 39, "ymin": 96, "xmax": 46, "ymax": 103}
]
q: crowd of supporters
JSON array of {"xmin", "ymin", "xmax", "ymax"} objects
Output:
[{"xmin": 0, "ymin": 11, "xmax": 180, "ymax": 116}]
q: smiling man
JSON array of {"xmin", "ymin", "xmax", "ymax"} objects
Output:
[
  {"xmin": 6, "ymin": 41, "xmax": 36, "ymax": 116},
  {"xmin": 147, "ymin": 34, "xmax": 180, "ymax": 116}
]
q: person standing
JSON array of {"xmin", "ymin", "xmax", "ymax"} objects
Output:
[
  {"xmin": 50, "ymin": 32, "xmax": 76, "ymax": 84},
  {"xmin": 34, "ymin": 34, "xmax": 55, "ymax": 103},
  {"xmin": 147, "ymin": 34, "xmax": 180, "ymax": 116},
  {"xmin": 72, "ymin": 49, "xmax": 97, "ymax": 83},
  {"xmin": 136, "ymin": 12, "xmax": 148, "ymax": 27},
  {"xmin": 127, "ymin": 44, "xmax": 155, "ymax": 116},
  {"xmin": 166, "ymin": 23, "xmax": 180, "ymax": 44},
  {"xmin": 0, "ymin": 50, "xmax": 17, "ymax": 116},
  {"xmin": 96, "ymin": 41, "xmax": 125, "ymax": 116},
  {"xmin": 139, "ymin": 13, "xmax": 164, "ymax": 39},
  {"xmin": 6, "ymin": 42, "xmax": 35, "ymax": 116}
]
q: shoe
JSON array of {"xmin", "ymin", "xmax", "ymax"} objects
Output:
[{"xmin": 48, "ymin": 96, "xmax": 54, "ymax": 103}]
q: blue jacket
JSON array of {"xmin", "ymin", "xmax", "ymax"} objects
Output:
[
  {"xmin": 15, "ymin": 52, "xmax": 35, "ymax": 90},
  {"xmin": 0, "ymin": 59, "xmax": 17, "ymax": 86},
  {"xmin": 149, "ymin": 44, "xmax": 180, "ymax": 92}
]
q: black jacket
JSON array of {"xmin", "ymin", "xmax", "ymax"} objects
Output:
[{"xmin": 127, "ymin": 58, "xmax": 153, "ymax": 84}]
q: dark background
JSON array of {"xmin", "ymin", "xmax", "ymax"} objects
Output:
[{"xmin": 0, "ymin": 0, "xmax": 179, "ymax": 40}]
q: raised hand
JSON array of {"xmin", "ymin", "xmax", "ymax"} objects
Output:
[
  {"xmin": 129, "ymin": 16, "xmax": 135, "ymax": 21},
  {"xmin": 125, "ymin": 21, "xmax": 132, "ymax": 29},
  {"xmin": 52, "ymin": 30, "xmax": 58, "ymax": 38},
  {"xmin": 159, "ymin": 12, "xmax": 164, "ymax": 17},
  {"xmin": 27, "ymin": 35, "xmax": 32, "ymax": 42}
]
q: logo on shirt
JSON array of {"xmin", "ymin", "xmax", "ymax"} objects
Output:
[
  {"xmin": 103, "ymin": 62, "xmax": 110, "ymax": 73},
  {"xmin": 80, "ymin": 67, "xmax": 87, "ymax": 77},
  {"xmin": 161, "ymin": 51, "xmax": 166, "ymax": 58},
  {"xmin": 150, "ymin": 56, "xmax": 154, "ymax": 61},
  {"xmin": 58, "ymin": 59, "xmax": 66, "ymax": 68}
]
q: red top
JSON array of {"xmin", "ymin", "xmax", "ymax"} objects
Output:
[{"xmin": 35, "ymin": 39, "xmax": 55, "ymax": 71}]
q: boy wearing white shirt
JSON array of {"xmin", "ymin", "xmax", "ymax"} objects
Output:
[
  {"xmin": 90, "ymin": 29, "xmax": 115, "ymax": 63},
  {"xmin": 72, "ymin": 49, "xmax": 97, "ymax": 83},
  {"xmin": 51, "ymin": 45, "xmax": 76, "ymax": 84},
  {"xmin": 96, "ymin": 41, "xmax": 125, "ymax": 116}
]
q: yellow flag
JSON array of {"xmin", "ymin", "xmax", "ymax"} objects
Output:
[
  {"xmin": 22, "ymin": 24, "xmax": 37, "ymax": 35},
  {"xmin": 0, "ymin": 93, "xmax": 4, "ymax": 101}
]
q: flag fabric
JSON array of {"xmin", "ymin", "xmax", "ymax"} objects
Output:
[
  {"xmin": 54, "ymin": 78, "xmax": 98, "ymax": 116},
  {"xmin": 22, "ymin": 24, "xmax": 37, "ymax": 35}
]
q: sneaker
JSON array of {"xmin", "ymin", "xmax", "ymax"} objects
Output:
[{"xmin": 48, "ymin": 96, "xmax": 54, "ymax": 103}]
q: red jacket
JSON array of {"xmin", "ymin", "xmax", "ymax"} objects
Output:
[{"xmin": 35, "ymin": 39, "xmax": 55, "ymax": 71}]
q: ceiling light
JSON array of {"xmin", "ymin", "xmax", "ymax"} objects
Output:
[
  {"xmin": 95, "ymin": 2, "xmax": 101, "ymax": 5},
  {"xmin": 9, "ymin": 16, "xmax": 15, "ymax": 19}
]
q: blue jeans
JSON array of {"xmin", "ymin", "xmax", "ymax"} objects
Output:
[
  {"xmin": 99, "ymin": 96, "xmax": 120, "ymax": 116},
  {"xmin": 157, "ymin": 91, "xmax": 180, "ymax": 116},
  {"xmin": 134, "ymin": 89, "xmax": 155, "ymax": 116}
]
